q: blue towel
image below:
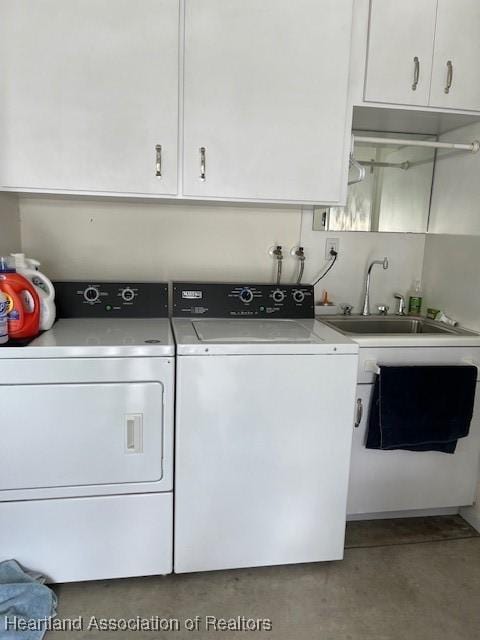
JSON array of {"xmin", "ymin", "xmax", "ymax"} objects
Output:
[
  {"xmin": 0, "ymin": 559, "xmax": 57, "ymax": 640},
  {"xmin": 366, "ymin": 365, "xmax": 477, "ymax": 454}
]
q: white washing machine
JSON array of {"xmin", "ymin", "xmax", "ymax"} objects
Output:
[
  {"xmin": 172, "ymin": 282, "xmax": 359, "ymax": 574},
  {"xmin": 0, "ymin": 282, "xmax": 174, "ymax": 583}
]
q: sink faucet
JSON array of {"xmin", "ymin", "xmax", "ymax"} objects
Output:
[{"xmin": 362, "ymin": 257, "xmax": 389, "ymax": 316}]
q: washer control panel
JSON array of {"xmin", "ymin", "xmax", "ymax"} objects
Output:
[
  {"xmin": 54, "ymin": 281, "xmax": 169, "ymax": 318},
  {"xmin": 173, "ymin": 283, "xmax": 314, "ymax": 318}
]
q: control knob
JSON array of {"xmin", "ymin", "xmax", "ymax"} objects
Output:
[
  {"xmin": 239, "ymin": 288, "xmax": 254, "ymax": 304},
  {"xmin": 83, "ymin": 286, "xmax": 100, "ymax": 303},
  {"xmin": 292, "ymin": 289, "xmax": 305, "ymax": 303},
  {"xmin": 121, "ymin": 287, "xmax": 135, "ymax": 302},
  {"xmin": 272, "ymin": 289, "xmax": 285, "ymax": 303}
]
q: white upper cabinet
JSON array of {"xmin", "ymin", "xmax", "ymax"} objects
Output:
[
  {"xmin": 0, "ymin": 1, "xmax": 180, "ymax": 195},
  {"xmin": 364, "ymin": 0, "xmax": 437, "ymax": 106},
  {"xmin": 364, "ymin": 0, "xmax": 480, "ymax": 113},
  {"xmin": 0, "ymin": 0, "xmax": 354, "ymax": 203},
  {"xmin": 182, "ymin": 0, "xmax": 354, "ymax": 204},
  {"xmin": 429, "ymin": 0, "xmax": 480, "ymax": 111}
]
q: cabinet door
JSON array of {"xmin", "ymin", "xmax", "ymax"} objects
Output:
[
  {"xmin": 430, "ymin": 0, "xmax": 480, "ymax": 111},
  {"xmin": 0, "ymin": 1, "xmax": 179, "ymax": 195},
  {"xmin": 183, "ymin": 0, "xmax": 353, "ymax": 203},
  {"xmin": 364, "ymin": 0, "xmax": 437, "ymax": 106},
  {"xmin": 347, "ymin": 384, "xmax": 480, "ymax": 516}
]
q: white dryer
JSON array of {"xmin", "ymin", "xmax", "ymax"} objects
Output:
[
  {"xmin": 0, "ymin": 282, "xmax": 174, "ymax": 583},
  {"xmin": 172, "ymin": 282, "xmax": 359, "ymax": 574}
]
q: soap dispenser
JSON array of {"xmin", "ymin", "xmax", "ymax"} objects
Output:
[{"xmin": 408, "ymin": 280, "xmax": 423, "ymax": 316}]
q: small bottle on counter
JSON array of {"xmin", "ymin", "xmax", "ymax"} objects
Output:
[
  {"xmin": 408, "ymin": 280, "xmax": 423, "ymax": 315},
  {"xmin": 0, "ymin": 291, "xmax": 9, "ymax": 344}
]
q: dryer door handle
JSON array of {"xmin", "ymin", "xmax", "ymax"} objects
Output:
[{"xmin": 125, "ymin": 414, "xmax": 143, "ymax": 453}]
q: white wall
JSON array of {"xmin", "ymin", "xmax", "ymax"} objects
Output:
[
  {"xmin": 423, "ymin": 121, "xmax": 480, "ymax": 331},
  {"xmin": 429, "ymin": 122, "xmax": 480, "ymax": 236},
  {"xmin": 423, "ymin": 234, "xmax": 480, "ymax": 332},
  {"xmin": 423, "ymin": 122, "xmax": 480, "ymax": 532},
  {"xmin": 300, "ymin": 209, "xmax": 425, "ymax": 312},
  {"xmin": 19, "ymin": 197, "xmax": 302, "ymax": 283},
  {"xmin": 19, "ymin": 198, "xmax": 426, "ymax": 311},
  {"xmin": 0, "ymin": 193, "xmax": 21, "ymax": 254}
]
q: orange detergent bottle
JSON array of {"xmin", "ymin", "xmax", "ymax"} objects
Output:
[{"xmin": 0, "ymin": 256, "xmax": 41, "ymax": 340}]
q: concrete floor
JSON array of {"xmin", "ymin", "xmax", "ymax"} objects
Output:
[
  {"xmin": 345, "ymin": 514, "xmax": 478, "ymax": 548},
  {"xmin": 50, "ymin": 534, "xmax": 480, "ymax": 640}
]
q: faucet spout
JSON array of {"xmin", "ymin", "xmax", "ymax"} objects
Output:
[{"xmin": 362, "ymin": 257, "xmax": 389, "ymax": 316}]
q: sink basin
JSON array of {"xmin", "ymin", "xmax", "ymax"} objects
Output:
[{"xmin": 321, "ymin": 316, "xmax": 476, "ymax": 336}]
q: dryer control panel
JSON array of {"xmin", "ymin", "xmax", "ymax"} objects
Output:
[
  {"xmin": 173, "ymin": 283, "xmax": 314, "ymax": 318},
  {"xmin": 54, "ymin": 281, "xmax": 169, "ymax": 318}
]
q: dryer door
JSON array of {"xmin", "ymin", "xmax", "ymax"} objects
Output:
[{"xmin": 0, "ymin": 357, "xmax": 173, "ymax": 500}]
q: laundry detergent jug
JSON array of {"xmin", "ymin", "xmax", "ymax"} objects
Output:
[
  {"xmin": 0, "ymin": 292, "xmax": 8, "ymax": 344},
  {"xmin": 0, "ymin": 256, "xmax": 41, "ymax": 339},
  {"xmin": 11, "ymin": 253, "xmax": 56, "ymax": 331}
]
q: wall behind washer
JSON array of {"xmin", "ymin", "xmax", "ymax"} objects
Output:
[
  {"xmin": 0, "ymin": 193, "xmax": 21, "ymax": 254},
  {"xmin": 300, "ymin": 210, "xmax": 425, "ymax": 312},
  {"xmin": 19, "ymin": 197, "xmax": 426, "ymax": 305},
  {"xmin": 19, "ymin": 197, "xmax": 302, "ymax": 283}
]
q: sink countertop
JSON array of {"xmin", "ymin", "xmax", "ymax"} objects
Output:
[
  {"xmin": 348, "ymin": 333, "xmax": 480, "ymax": 348},
  {"xmin": 315, "ymin": 315, "xmax": 480, "ymax": 348}
]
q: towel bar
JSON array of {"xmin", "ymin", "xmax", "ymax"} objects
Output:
[
  {"xmin": 364, "ymin": 359, "xmax": 480, "ymax": 376},
  {"xmin": 364, "ymin": 360, "xmax": 381, "ymax": 375},
  {"xmin": 462, "ymin": 358, "xmax": 480, "ymax": 374}
]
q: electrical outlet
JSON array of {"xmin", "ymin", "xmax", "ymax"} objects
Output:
[{"xmin": 325, "ymin": 238, "xmax": 339, "ymax": 260}]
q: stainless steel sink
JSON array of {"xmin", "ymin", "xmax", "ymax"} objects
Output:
[{"xmin": 321, "ymin": 316, "xmax": 476, "ymax": 336}]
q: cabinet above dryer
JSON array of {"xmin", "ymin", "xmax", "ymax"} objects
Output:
[
  {"xmin": 0, "ymin": 0, "xmax": 181, "ymax": 197},
  {"xmin": 0, "ymin": 0, "xmax": 355, "ymax": 206}
]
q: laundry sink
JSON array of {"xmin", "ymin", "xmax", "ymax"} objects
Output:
[{"xmin": 321, "ymin": 316, "xmax": 476, "ymax": 336}]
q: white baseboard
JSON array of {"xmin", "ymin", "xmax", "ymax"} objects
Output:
[
  {"xmin": 460, "ymin": 506, "xmax": 480, "ymax": 533},
  {"xmin": 347, "ymin": 507, "xmax": 459, "ymax": 521}
]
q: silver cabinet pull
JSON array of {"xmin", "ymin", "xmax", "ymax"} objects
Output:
[
  {"xmin": 200, "ymin": 146, "xmax": 206, "ymax": 181},
  {"xmin": 445, "ymin": 60, "xmax": 453, "ymax": 94},
  {"xmin": 354, "ymin": 398, "xmax": 363, "ymax": 428},
  {"xmin": 155, "ymin": 144, "xmax": 162, "ymax": 177},
  {"xmin": 412, "ymin": 56, "xmax": 419, "ymax": 91}
]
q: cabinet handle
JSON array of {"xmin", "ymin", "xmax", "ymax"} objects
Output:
[
  {"xmin": 412, "ymin": 56, "xmax": 419, "ymax": 91},
  {"xmin": 444, "ymin": 60, "xmax": 453, "ymax": 94},
  {"xmin": 354, "ymin": 398, "xmax": 363, "ymax": 428},
  {"xmin": 200, "ymin": 146, "xmax": 206, "ymax": 181},
  {"xmin": 155, "ymin": 144, "xmax": 162, "ymax": 177}
]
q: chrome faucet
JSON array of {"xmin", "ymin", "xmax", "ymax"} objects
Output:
[{"xmin": 362, "ymin": 257, "xmax": 389, "ymax": 316}]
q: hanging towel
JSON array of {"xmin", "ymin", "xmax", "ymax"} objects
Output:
[
  {"xmin": 366, "ymin": 365, "xmax": 477, "ymax": 454},
  {"xmin": 0, "ymin": 559, "xmax": 57, "ymax": 640}
]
